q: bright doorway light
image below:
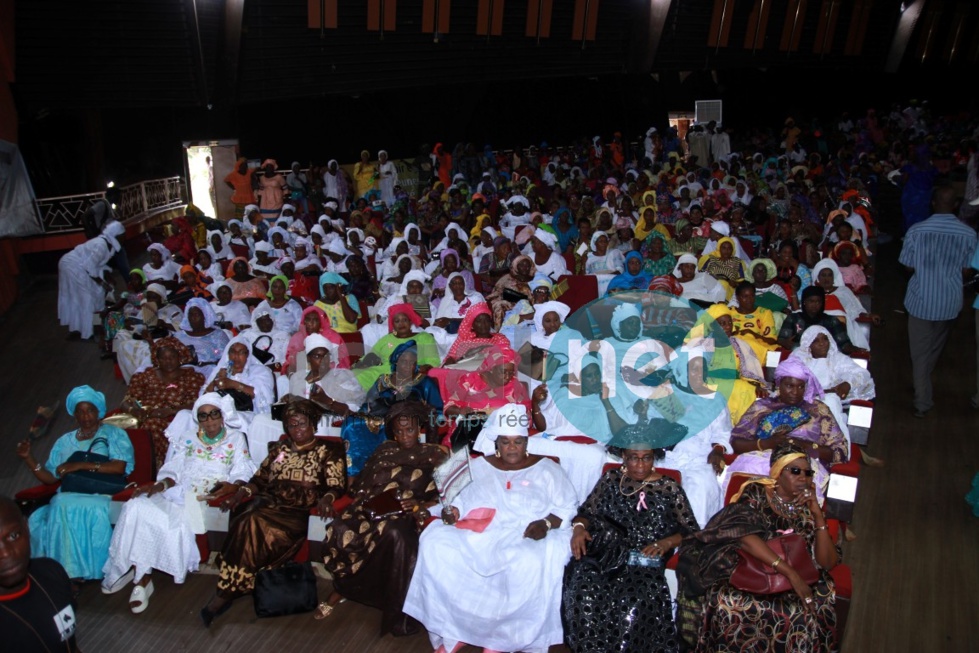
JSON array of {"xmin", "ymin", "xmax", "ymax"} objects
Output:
[{"xmin": 185, "ymin": 145, "xmax": 217, "ymax": 219}]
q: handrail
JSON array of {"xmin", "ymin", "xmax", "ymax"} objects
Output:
[{"xmin": 35, "ymin": 176, "xmax": 186, "ymax": 233}]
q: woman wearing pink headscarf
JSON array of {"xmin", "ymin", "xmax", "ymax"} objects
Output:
[
  {"xmin": 721, "ymin": 358, "xmax": 848, "ymax": 502},
  {"xmin": 257, "ymin": 158, "xmax": 287, "ymax": 220}
]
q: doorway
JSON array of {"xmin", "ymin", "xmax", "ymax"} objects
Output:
[{"xmin": 182, "ymin": 140, "xmax": 239, "ymax": 221}]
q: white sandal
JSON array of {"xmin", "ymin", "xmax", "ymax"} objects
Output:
[
  {"xmin": 129, "ymin": 580, "xmax": 154, "ymax": 614},
  {"xmin": 101, "ymin": 568, "xmax": 135, "ymax": 595}
]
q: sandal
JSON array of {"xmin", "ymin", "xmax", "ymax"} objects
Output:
[
  {"xmin": 129, "ymin": 580, "xmax": 154, "ymax": 614},
  {"xmin": 313, "ymin": 598, "xmax": 346, "ymax": 620}
]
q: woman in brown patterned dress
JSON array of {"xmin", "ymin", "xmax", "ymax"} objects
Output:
[
  {"xmin": 677, "ymin": 442, "xmax": 840, "ymax": 652},
  {"xmin": 120, "ymin": 337, "xmax": 205, "ymax": 469},
  {"xmin": 199, "ymin": 399, "xmax": 346, "ymax": 626},
  {"xmin": 318, "ymin": 401, "xmax": 447, "ymax": 635}
]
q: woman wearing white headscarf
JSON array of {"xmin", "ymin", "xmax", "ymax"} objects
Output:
[
  {"xmin": 58, "ymin": 221, "xmax": 127, "ymax": 339},
  {"xmin": 529, "ymin": 228, "xmax": 570, "ymax": 280},
  {"xmin": 292, "ymin": 237, "xmax": 323, "ymax": 274},
  {"xmin": 377, "ymin": 150, "xmax": 398, "ymax": 206},
  {"xmin": 203, "ymin": 335, "xmax": 276, "ymax": 426},
  {"xmin": 249, "ymin": 241, "xmax": 280, "ymax": 277},
  {"xmin": 322, "ymin": 159, "xmax": 349, "ymax": 211},
  {"xmin": 101, "ymin": 393, "xmax": 256, "ymax": 611},
  {"xmin": 811, "ymin": 258, "xmax": 873, "ymax": 350},
  {"xmin": 143, "ymin": 243, "xmax": 181, "ymax": 287},
  {"xmin": 673, "ymin": 253, "xmax": 726, "ymax": 304},
  {"xmin": 239, "ymin": 307, "xmax": 291, "ymax": 370},
  {"xmin": 789, "ymin": 325, "xmax": 875, "ymax": 448},
  {"xmin": 405, "ymin": 403, "xmax": 577, "ymax": 653},
  {"xmin": 209, "ymin": 280, "xmax": 253, "ymax": 331},
  {"xmin": 248, "ymin": 333, "xmax": 367, "ymax": 463},
  {"xmin": 175, "ymin": 297, "xmax": 231, "ymax": 375},
  {"xmin": 205, "ymin": 230, "xmax": 234, "ymax": 267}
]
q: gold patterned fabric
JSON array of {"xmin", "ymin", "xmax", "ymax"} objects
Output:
[
  {"xmin": 322, "ymin": 441, "xmax": 446, "ymax": 635},
  {"xmin": 215, "ymin": 439, "xmax": 345, "ymax": 598}
]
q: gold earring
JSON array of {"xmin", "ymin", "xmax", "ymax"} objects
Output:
[{"xmin": 495, "ymin": 450, "xmax": 501, "ymax": 458}]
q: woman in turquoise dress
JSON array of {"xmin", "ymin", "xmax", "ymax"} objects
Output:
[
  {"xmin": 16, "ymin": 385, "xmax": 135, "ymax": 583},
  {"xmin": 342, "ymin": 340, "xmax": 443, "ymax": 477}
]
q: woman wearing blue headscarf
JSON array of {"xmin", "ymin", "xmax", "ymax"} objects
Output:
[
  {"xmin": 16, "ymin": 385, "xmax": 136, "ymax": 584},
  {"xmin": 551, "ymin": 207, "xmax": 579, "ymax": 254},
  {"xmin": 341, "ymin": 340, "xmax": 443, "ymax": 477},
  {"xmin": 606, "ymin": 251, "xmax": 654, "ymax": 295}
]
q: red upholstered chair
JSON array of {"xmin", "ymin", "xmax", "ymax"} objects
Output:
[
  {"xmin": 339, "ymin": 331, "xmax": 365, "ymax": 365},
  {"xmin": 355, "ymin": 298, "xmax": 371, "ymax": 329},
  {"xmin": 830, "ymin": 444, "xmax": 861, "ymax": 478},
  {"xmin": 556, "ymin": 274, "xmax": 599, "ymax": 315}
]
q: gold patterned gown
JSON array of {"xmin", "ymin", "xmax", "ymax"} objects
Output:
[
  {"xmin": 322, "ymin": 441, "xmax": 446, "ymax": 635},
  {"xmin": 216, "ymin": 439, "xmax": 346, "ymax": 598}
]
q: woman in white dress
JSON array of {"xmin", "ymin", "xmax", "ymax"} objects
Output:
[
  {"xmin": 58, "ymin": 221, "xmax": 126, "ymax": 339},
  {"xmin": 202, "ymin": 335, "xmax": 276, "ymax": 428},
  {"xmin": 101, "ymin": 393, "xmax": 256, "ymax": 612},
  {"xmin": 404, "ymin": 403, "xmax": 576, "ymax": 653},
  {"xmin": 377, "ymin": 149, "xmax": 398, "ymax": 207},
  {"xmin": 673, "ymin": 253, "xmax": 726, "ymax": 304}
]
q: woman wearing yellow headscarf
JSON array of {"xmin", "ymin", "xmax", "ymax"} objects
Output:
[
  {"xmin": 686, "ymin": 304, "xmax": 769, "ymax": 424},
  {"xmin": 698, "ymin": 237, "xmax": 747, "ymax": 300},
  {"xmin": 469, "ymin": 213, "xmax": 493, "ymax": 248}
]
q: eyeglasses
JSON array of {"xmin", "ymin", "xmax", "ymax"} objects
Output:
[
  {"xmin": 787, "ymin": 467, "xmax": 815, "ymax": 478},
  {"xmin": 625, "ymin": 455, "xmax": 656, "ymax": 464},
  {"xmin": 286, "ymin": 419, "xmax": 311, "ymax": 429},
  {"xmin": 197, "ymin": 409, "xmax": 223, "ymax": 422}
]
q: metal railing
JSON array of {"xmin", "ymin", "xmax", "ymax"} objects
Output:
[{"xmin": 35, "ymin": 176, "xmax": 186, "ymax": 233}]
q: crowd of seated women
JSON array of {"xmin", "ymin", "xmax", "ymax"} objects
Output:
[{"xmin": 36, "ymin": 104, "xmax": 957, "ymax": 652}]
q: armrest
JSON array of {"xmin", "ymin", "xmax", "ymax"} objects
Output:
[{"xmin": 15, "ymin": 483, "xmax": 60, "ymax": 502}]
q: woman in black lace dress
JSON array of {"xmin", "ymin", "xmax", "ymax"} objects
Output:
[{"xmin": 562, "ymin": 437, "xmax": 700, "ymax": 653}]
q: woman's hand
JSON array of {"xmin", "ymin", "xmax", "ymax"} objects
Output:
[
  {"xmin": 15, "ymin": 439, "xmax": 31, "ymax": 460},
  {"xmin": 523, "ymin": 519, "xmax": 550, "ymax": 541},
  {"xmin": 220, "ymin": 485, "xmax": 252, "ymax": 512},
  {"xmin": 431, "ymin": 287, "xmax": 445, "ymax": 299},
  {"xmin": 417, "ymin": 364, "xmax": 433, "ymax": 376},
  {"xmin": 441, "ymin": 505, "xmax": 460, "ymax": 525},
  {"xmin": 570, "ymin": 526, "xmax": 592, "ymax": 560},
  {"xmin": 787, "ymin": 568, "xmax": 816, "ymax": 611},
  {"xmin": 707, "ymin": 447, "xmax": 726, "ymax": 474},
  {"xmin": 316, "ymin": 494, "xmax": 336, "ymax": 519},
  {"xmin": 433, "ymin": 317, "xmax": 451, "ymax": 329},
  {"xmin": 641, "ymin": 541, "xmax": 665, "ymax": 558},
  {"xmin": 831, "ymin": 382, "xmax": 851, "ymax": 400},
  {"xmin": 399, "ymin": 497, "xmax": 421, "ymax": 513},
  {"xmin": 207, "ymin": 481, "xmax": 239, "ymax": 500},
  {"xmin": 131, "ymin": 481, "xmax": 165, "ymax": 498},
  {"xmin": 532, "ymin": 384, "xmax": 548, "ymax": 406}
]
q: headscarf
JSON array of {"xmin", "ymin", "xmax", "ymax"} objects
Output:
[
  {"xmin": 266, "ymin": 274, "xmax": 291, "ymax": 299},
  {"xmin": 206, "ymin": 230, "xmax": 232, "ymax": 259},
  {"xmin": 66, "ymin": 385, "xmax": 107, "ymax": 418},
  {"xmin": 192, "ymin": 392, "xmax": 244, "ymax": 430},
  {"xmin": 304, "ymin": 332, "xmax": 339, "ymax": 363},
  {"xmin": 812, "ymin": 258, "xmax": 845, "ymax": 289},
  {"xmin": 397, "ymin": 270, "xmax": 431, "ymax": 297},
  {"xmin": 179, "ymin": 265, "xmax": 212, "ymax": 298},
  {"xmin": 750, "ymin": 257, "xmax": 778, "ymax": 282},
  {"xmin": 707, "ymin": 236, "xmax": 738, "ymax": 259},
  {"xmin": 773, "ymin": 358, "xmax": 825, "ymax": 404},
  {"xmin": 180, "ymin": 297, "xmax": 218, "ymax": 331},
  {"xmin": 147, "ymin": 243, "xmax": 172, "ymax": 262},
  {"xmin": 647, "ymin": 274, "xmax": 683, "ymax": 296},
  {"xmin": 149, "ymin": 335, "xmax": 193, "ymax": 367},
  {"xmin": 145, "ymin": 283, "xmax": 168, "ymax": 302},
  {"xmin": 531, "ymin": 301, "xmax": 571, "ymax": 349},
  {"xmin": 129, "ymin": 268, "xmax": 147, "ymax": 283},
  {"xmin": 470, "ymin": 213, "xmax": 493, "ymax": 244},
  {"xmin": 509, "ymin": 255, "xmax": 537, "ymax": 279},
  {"xmin": 731, "ymin": 442, "xmax": 809, "ymax": 503},
  {"xmin": 673, "ymin": 253, "xmax": 699, "ymax": 278},
  {"xmin": 387, "ymin": 303, "xmax": 424, "ymax": 332},
  {"xmin": 224, "ymin": 257, "xmax": 251, "ymax": 278},
  {"xmin": 590, "ymin": 231, "xmax": 609, "ymax": 251},
  {"xmin": 610, "ymin": 302, "xmax": 643, "ymax": 342},
  {"xmin": 480, "ymin": 403, "xmax": 530, "ymax": 442},
  {"xmin": 607, "ymin": 251, "xmax": 653, "ymax": 293},
  {"xmin": 318, "ymin": 271, "xmax": 348, "ymax": 292},
  {"xmin": 533, "ymin": 228, "xmax": 558, "ymax": 251},
  {"xmin": 388, "ymin": 340, "xmax": 420, "ymax": 374},
  {"xmin": 831, "ymin": 241, "xmax": 864, "ymax": 266}
]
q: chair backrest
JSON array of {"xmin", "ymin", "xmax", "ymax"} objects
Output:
[
  {"xmin": 340, "ymin": 331, "xmax": 365, "ymax": 364},
  {"xmin": 125, "ymin": 428, "xmax": 155, "ymax": 485},
  {"xmin": 724, "ymin": 472, "xmax": 758, "ymax": 505},
  {"xmin": 600, "ymin": 462, "xmax": 682, "ymax": 486},
  {"xmin": 355, "ymin": 298, "xmax": 371, "ymax": 329},
  {"xmin": 556, "ymin": 274, "xmax": 599, "ymax": 315}
]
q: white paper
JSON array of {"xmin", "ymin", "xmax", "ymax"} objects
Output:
[
  {"xmin": 826, "ymin": 474, "xmax": 858, "ymax": 502},
  {"xmin": 848, "ymin": 404, "xmax": 873, "ymax": 429},
  {"xmin": 852, "ymin": 357, "xmax": 869, "ymax": 369},
  {"xmin": 765, "ymin": 351, "xmax": 782, "ymax": 369}
]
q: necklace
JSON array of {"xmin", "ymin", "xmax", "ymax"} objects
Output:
[
  {"xmin": 618, "ymin": 471, "xmax": 658, "ymax": 497},
  {"xmin": 0, "ymin": 574, "xmax": 72, "ymax": 652},
  {"xmin": 200, "ymin": 428, "xmax": 226, "ymax": 446},
  {"xmin": 770, "ymin": 489, "xmax": 798, "ymax": 513}
]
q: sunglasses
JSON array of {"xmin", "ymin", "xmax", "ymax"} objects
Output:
[
  {"xmin": 788, "ymin": 466, "xmax": 815, "ymax": 478},
  {"xmin": 197, "ymin": 409, "xmax": 223, "ymax": 422}
]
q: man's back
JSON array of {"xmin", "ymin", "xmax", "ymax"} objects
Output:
[{"xmin": 899, "ymin": 213, "xmax": 977, "ymax": 321}]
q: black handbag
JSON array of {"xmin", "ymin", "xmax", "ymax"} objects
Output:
[
  {"xmin": 251, "ymin": 335, "xmax": 275, "ymax": 365},
  {"xmin": 449, "ymin": 414, "xmax": 487, "ymax": 452},
  {"xmin": 218, "ymin": 387, "xmax": 254, "ymax": 411},
  {"xmin": 60, "ymin": 436, "xmax": 129, "ymax": 495},
  {"xmin": 253, "ymin": 561, "xmax": 318, "ymax": 618}
]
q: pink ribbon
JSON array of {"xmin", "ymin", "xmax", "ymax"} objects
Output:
[{"xmin": 636, "ymin": 491, "xmax": 648, "ymax": 512}]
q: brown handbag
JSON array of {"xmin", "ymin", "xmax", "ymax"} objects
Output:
[
  {"xmin": 363, "ymin": 489, "xmax": 403, "ymax": 521},
  {"xmin": 730, "ymin": 533, "xmax": 819, "ymax": 594}
]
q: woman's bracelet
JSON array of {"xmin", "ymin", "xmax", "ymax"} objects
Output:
[
  {"xmin": 240, "ymin": 485, "xmax": 254, "ymax": 497},
  {"xmin": 814, "ymin": 524, "xmax": 828, "ymax": 532},
  {"xmin": 31, "ymin": 461, "xmax": 42, "ymax": 473},
  {"xmin": 771, "ymin": 556, "xmax": 783, "ymax": 570},
  {"xmin": 756, "ymin": 438, "xmax": 764, "ymax": 451},
  {"xmin": 542, "ymin": 518, "xmax": 552, "ymax": 532},
  {"xmin": 572, "ymin": 521, "xmax": 586, "ymax": 530}
]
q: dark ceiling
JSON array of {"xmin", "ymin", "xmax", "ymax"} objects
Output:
[{"xmin": 13, "ymin": 0, "xmax": 979, "ymax": 112}]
